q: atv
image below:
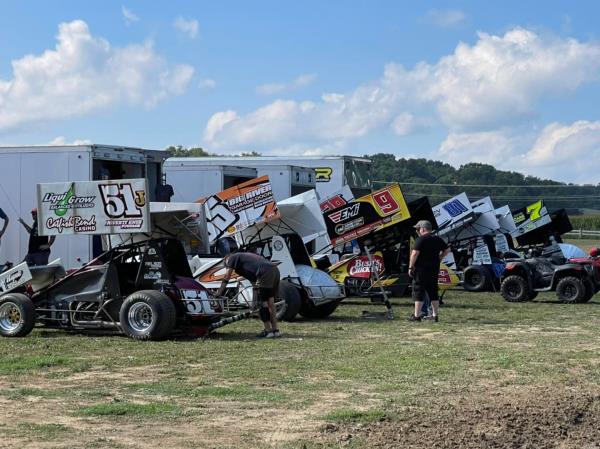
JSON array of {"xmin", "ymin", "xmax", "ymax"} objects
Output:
[
  {"xmin": 500, "ymin": 251, "xmax": 598, "ymax": 303},
  {"xmin": 0, "ymin": 238, "xmax": 228, "ymax": 340}
]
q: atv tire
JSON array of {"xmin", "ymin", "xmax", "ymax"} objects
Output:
[
  {"xmin": 463, "ymin": 265, "xmax": 490, "ymax": 292},
  {"xmin": 299, "ymin": 299, "xmax": 340, "ymax": 319},
  {"xmin": 556, "ymin": 276, "xmax": 586, "ymax": 304},
  {"xmin": 500, "ymin": 275, "xmax": 529, "ymax": 302},
  {"xmin": 580, "ymin": 279, "xmax": 595, "ymax": 303},
  {"xmin": 276, "ymin": 280, "xmax": 302, "ymax": 322},
  {"xmin": 0, "ymin": 293, "xmax": 35, "ymax": 337},
  {"xmin": 119, "ymin": 290, "xmax": 176, "ymax": 340}
]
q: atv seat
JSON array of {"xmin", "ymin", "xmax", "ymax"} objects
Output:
[{"xmin": 29, "ymin": 263, "xmax": 67, "ymax": 292}]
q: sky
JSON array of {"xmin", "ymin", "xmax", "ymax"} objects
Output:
[{"xmin": 1, "ymin": 0, "xmax": 600, "ymax": 184}]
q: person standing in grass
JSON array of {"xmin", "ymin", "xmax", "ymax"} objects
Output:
[
  {"xmin": 19, "ymin": 208, "xmax": 55, "ymax": 266},
  {"xmin": 408, "ymin": 220, "xmax": 450, "ymax": 322},
  {"xmin": 216, "ymin": 251, "xmax": 282, "ymax": 338}
]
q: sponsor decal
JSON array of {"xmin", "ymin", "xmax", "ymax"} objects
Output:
[
  {"xmin": 329, "ymin": 203, "xmax": 360, "ymax": 224},
  {"xmin": 320, "ymin": 194, "xmax": 348, "ymax": 212},
  {"xmin": 315, "ymin": 167, "xmax": 332, "ymax": 182},
  {"xmin": 0, "ymin": 262, "xmax": 33, "ymax": 293},
  {"xmin": 438, "ymin": 268, "xmax": 451, "ymax": 285},
  {"xmin": 204, "ymin": 176, "xmax": 280, "ymax": 243},
  {"xmin": 43, "ymin": 187, "xmax": 96, "ymax": 216},
  {"xmin": 442, "ymin": 199, "xmax": 469, "ymax": 218},
  {"xmin": 347, "ymin": 256, "xmax": 384, "ymax": 278},
  {"xmin": 324, "ymin": 184, "xmax": 410, "ymax": 245},
  {"xmin": 37, "ymin": 179, "xmax": 149, "ymax": 235}
]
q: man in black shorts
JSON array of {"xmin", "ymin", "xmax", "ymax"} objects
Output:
[
  {"xmin": 408, "ymin": 220, "xmax": 450, "ymax": 322},
  {"xmin": 216, "ymin": 251, "xmax": 281, "ymax": 338}
]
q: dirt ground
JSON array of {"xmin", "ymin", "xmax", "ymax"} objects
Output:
[{"xmin": 319, "ymin": 386, "xmax": 600, "ymax": 449}]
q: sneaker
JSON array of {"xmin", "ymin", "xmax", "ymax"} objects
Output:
[
  {"xmin": 257, "ymin": 329, "xmax": 272, "ymax": 338},
  {"xmin": 423, "ymin": 315, "xmax": 439, "ymax": 322},
  {"xmin": 386, "ymin": 309, "xmax": 394, "ymax": 320},
  {"xmin": 270, "ymin": 329, "xmax": 282, "ymax": 338},
  {"xmin": 407, "ymin": 314, "xmax": 421, "ymax": 322}
]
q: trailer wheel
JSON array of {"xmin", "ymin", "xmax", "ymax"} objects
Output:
[
  {"xmin": 462, "ymin": 265, "xmax": 490, "ymax": 292},
  {"xmin": 299, "ymin": 299, "xmax": 340, "ymax": 319},
  {"xmin": 500, "ymin": 276, "xmax": 529, "ymax": 302},
  {"xmin": 119, "ymin": 290, "xmax": 176, "ymax": 340},
  {"xmin": 276, "ymin": 280, "xmax": 302, "ymax": 322},
  {"xmin": 556, "ymin": 277, "xmax": 586, "ymax": 304},
  {"xmin": 0, "ymin": 293, "xmax": 35, "ymax": 337}
]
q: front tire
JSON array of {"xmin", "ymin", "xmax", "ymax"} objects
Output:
[
  {"xmin": 463, "ymin": 265, "xmax": 490, "ymax": 292},
  {"xmin": 556, "ymin": 277, "xmax": 586, "ymax": 304},
  {"xmin": 0, "ymin": 294, "xmax": 35, "ymax": 337},
  {"xmin": 276, "ymin": 280, "xmax": 302, "ymax": 322},
  {"xmin": 119, "ymin": 290, "xmax": 176, "ymax": 340},
  {"xmin": 500, "ymin": 276, "xmax": 529, "ymax": 302}
]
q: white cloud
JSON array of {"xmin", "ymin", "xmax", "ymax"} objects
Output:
[
  {"xmin": 438, "ymin": 129, "xmax": 529, "ymax": 167},
  {"xmin": 204, "ymin": 27, "xmax": 600, "ymax": 166},
  {"xmin": 423, "ymin": 28, "xmax": 600, "ymax": 131},
  {"xmin": 521, "ymin": 120, "xmax": 600, "ymax": 183},
  {"xmin": 436, "ymin": 120, "xmax": 600, "ymax": 183},
  {"xmin": 198, "ymin": 78, "xmax": 216, "ymax": 89},
  {"xmin": 0, "ymin": 20, "xmax": 194, "ymax": 133},
  {"xmin": 48, "ymin": 136, "xmax": 92, "ymax": 146},
  {"xmin": 122, "ymin": 6, "xmax": 139, "ymax": 25},
  {"xmin": 424, "ymin": 9, "xmax": 467, "ymax": 28},
  {"xmin": 391, "ymin": 113, "xmax": 416, "ymax": 136},
  {"xmin": 256, "ymin": 74, "xmax": 317, "ymax": 95},
  {"xmin": 174, "ymin": 16, "xmax": 199, "ymax": 39}
]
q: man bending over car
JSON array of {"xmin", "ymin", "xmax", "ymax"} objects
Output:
[{"xmin": 217, "ymin": 251, "xmax": 282, "ymax": 338}]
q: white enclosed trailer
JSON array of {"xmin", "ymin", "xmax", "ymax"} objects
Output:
[
  {"xmin": 163, "ymin": 161, "xmax": 257, "ymax": 202},
  {"xmin": 0, "ymin": 144, "xmax": 167, "ymax": 269},
  {"xmin": 163, "ymin": 156, "xmax": 371, "ymax": 202}
]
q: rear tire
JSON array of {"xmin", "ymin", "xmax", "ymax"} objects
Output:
[
  {"xmin": 500, "ymin": 276, "xmax": 529, "ymax": 302},
  {"xmin": 581, "ymin": 279, "xmax": 594, "ymax": 303},
  {"xmin": 0, "ymin": 293, "xmax": 35, "ymax": 337},
  {"xmin": 119, "ymin": 290, "xmax": 176, "ymax": 340},
  {"xmin": 556, "ymin": 276, "xmax": 586, "ymax": 304},
  {"xmin": 463, "ymin": 265, "xmax": 490, "ymax": 292},
  {"xmin": 276, "ymin": 280, "xmax": 302, "ymax": 322}
]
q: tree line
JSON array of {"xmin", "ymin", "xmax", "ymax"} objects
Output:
[{"xmin": 164, "ymin": 146, "xmax": 600, "ymax": 214}]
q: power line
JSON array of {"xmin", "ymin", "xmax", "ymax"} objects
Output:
[
  {"xmin": 374, "ymin": 180, "xmax": 599, "ymax": 188},
  {"xmin": 403, "ymin": 193, "xmax": 600, "ymax": 199}
]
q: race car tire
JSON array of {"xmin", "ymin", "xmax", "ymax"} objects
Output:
[
  {"xmin": 299, "ymin": 299, "xmax": 340, "ymax": 319},
  {"xmin": 579, "ymin": 279, "xmax": 595, "ymax": 303},
  {"xmin": 0, "ymin": 293, "xmax": 35, "ymax": 337},
  {"xmin": 276, "ymin": 280, "xmax": 302, "ymax": 322},
  {"xmin": 556, "ymin": 276, "xmax": 586, "ymax": 304},
  {"xmin": 120, "ymin": 290, "xmax": 176, "ymax": 340},
  {"xmin": 462, "ymin": 265, "xmax": 490, "ymax": 292},
  {"xmin": 500, "ymin": 275, "xmax": 529, "ymax": 302}
]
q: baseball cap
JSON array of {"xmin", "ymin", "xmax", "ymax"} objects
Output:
[{"xmin": 413, "ymin": 220, "xmax": 432, "ymax": 231}]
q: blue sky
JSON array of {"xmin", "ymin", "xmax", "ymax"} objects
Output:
[{"xmin": 1, "ymin": 1, "xmax": 600, "ymax": 183}]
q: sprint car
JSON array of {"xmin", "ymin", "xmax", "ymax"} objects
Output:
[{"xmin": 0, "ymin": 238, "xmax": 228, "ymax": 340}]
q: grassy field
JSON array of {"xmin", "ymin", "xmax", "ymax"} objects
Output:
[{"xmin": 1, "ymin": 291, "xmax": 600, "ymax": 448}]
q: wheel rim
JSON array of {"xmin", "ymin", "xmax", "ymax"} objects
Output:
[
  {"xmin": 562, "ymin": 284, "xmax": 576, "ymax": 301},
  {"xmin": 128, "ymin": 302, "xmax": 153, "ymax": 332},
  {"xmin": 0, "ymin": 302, "xmax": 23, "ymax": 332},
  {"xmin": 507, "ymin": 283, "xmax": 521, "ymax": 299},
  {"xmin": 275, "ymin": 299, "xmax": 286, "ymax": 316},
  {"xmin": 471, "ymin": 273, "xmax": 482, "ymax": 285}
]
